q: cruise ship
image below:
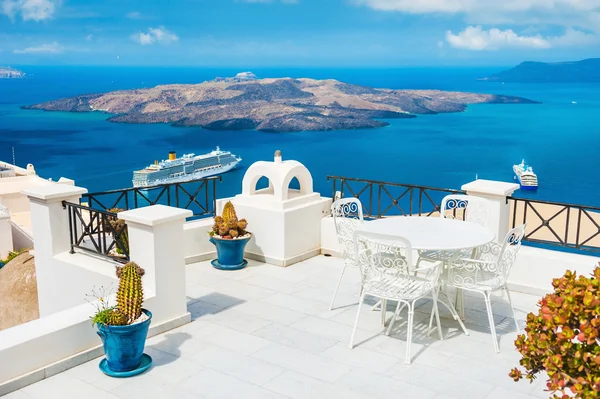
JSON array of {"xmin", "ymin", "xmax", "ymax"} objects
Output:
[
  {"xmin": 513, "ymin": 159, "xmax": 538, "ymax": 191},
  {"xmin": 132, "ymin": 147, "xmax": 241, "ymax": 188}
]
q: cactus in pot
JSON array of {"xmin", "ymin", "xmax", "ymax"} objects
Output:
[
  {"xmin": 90, "ymin": 261, "xmax": 152, "ymax": 377},
  {"xmin": 209, "ymin": 201, "xmax": 251, "ymax": 270}
]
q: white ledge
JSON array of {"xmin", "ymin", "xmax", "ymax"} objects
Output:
[
  {"xmin": 118, "ymin": 205, "xmax": 192, "ymax": 227},
  {"xmin": 461, "ymin": 179, "xmax": 520, "ymax": 197},
  {"xmin": 22, "ymin": 185, "xmax": 88, "ymax": 202}
]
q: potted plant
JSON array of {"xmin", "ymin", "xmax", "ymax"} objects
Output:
[
  {"xmin": 106, "ymin": 208, "xmax": 129, "ymax": 258},
  {"xmin": 90, "ymin": 262, "xmax": 152, "ymax": 377},
  {"xmin": 209, "ymin": 201, "xmax": 251, "ymax": 270},
  {"xmin": 509, "ymin": 264, "xmax": 600, "ymax": 398}
]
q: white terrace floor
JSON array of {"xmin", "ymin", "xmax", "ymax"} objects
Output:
[{"xmin": 9, "ymin": 256, "xmax": 549, "ymax": 399}]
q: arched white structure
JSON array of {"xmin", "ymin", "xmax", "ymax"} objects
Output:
[
  {"xmin": 241, "ymin": 159, "xmax": 314, "ymax": 201},
  {"xmin": 217, "ymin": 150, "xmax": 331, "ymax": 267}
]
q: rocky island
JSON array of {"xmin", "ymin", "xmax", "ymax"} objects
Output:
[
  {"xmin": 24, "ymin": 73, "xmax": 538, "ymax": 132},
  {"xmin": 0, "ymin": 67, "xmax": 25, "ymax": 79},
  {"xmin": 481, "ymin": 58, "xmax": 600, "ymax": 83}
]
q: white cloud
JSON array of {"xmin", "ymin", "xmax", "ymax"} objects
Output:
[
  {"xmin": 357, "ymin": 0, "xmax": 600, "ymax": 31},
  {"xmin": 13, "ymin": 41, "xmax": 63, "ymax": 54},
  {"xmin": 357, "ymin": 0, "xmax": 600, "ymax": 15},
  {"xmin": 446, "ymin": 26, "xmax": 599, "ymax": 50},
  {"xmin": 446, "ymin": 26, "xmax": 550, "ymax": 50},
  {"xmin": 356, "ymin": 0, "xmax": 473, "ymax": 13},
  {"xmin": 126, "ymin": 11, "xmax": 141, "ymax": 19},
  {"xmin": 131, "ymin": 26, "xmax": 179, "ymax": 45},
  {"xmin": 359, "ymin": 0, "xmax": 600, "ymax": 49},
  {"xmin": 547, "ymin": 27, "xmax": 600, "ymax": 46},
  {"xmin": 2, "ymin": 0, "xmax": 59, "ymax": 21}
]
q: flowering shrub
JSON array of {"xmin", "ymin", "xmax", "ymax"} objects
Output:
[{"xmin": 509, "ymin": 264, "xmax": 600, "ymax": 399}]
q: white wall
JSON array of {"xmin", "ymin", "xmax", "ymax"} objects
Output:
[
  {"xmin": 510, "ymin": 246, "xmax": 599, "ymax": 295},
  {"xmin": 0, "ymin": 206, "xmax": 13, "ymax": 259},
  {"xmin": 217, "ymin": 194, "xmax": 331, "ymax": 267},
  {"xmin": 184, "ymin": 218, "xmax": 216, "ymax": 264},
  {"xmin": 10, "ymin": 222, "xmax": 33, "ymax": 251},
  {"xmin": 40, "ymin": 253, "xmax": 117, "ymax": 314}
]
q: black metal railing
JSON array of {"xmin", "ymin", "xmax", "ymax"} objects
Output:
[
  {"xmin": 508, "ymin": 197, "xmax": 600, "ymax": 252},
  {"xmin": 82, "ymin": 177, "xmax": 222, "ymax": 219},
  {"xmin": 327, "ymin": 176, "xmax": 465, "ymax": 219},
  {"xmin": 63, "ymin": 201, "xmax": 130, "ymax": 263}
]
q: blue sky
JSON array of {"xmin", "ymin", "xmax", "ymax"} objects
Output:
[{"xmin": 1, "ymin": 0, "xmax": 599, "ymax": 66}]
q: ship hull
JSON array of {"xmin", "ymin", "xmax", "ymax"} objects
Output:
[
  {"xmin": 513, "ymin": 164, "xmax": 538, "ymax": 191},
  {"xmin": 133, "ymin": 160, "xmax": 240, "ymax": 188},
  {"xmin": 519, "ymin": 184, "xmax": 538, "ymax": 191}
]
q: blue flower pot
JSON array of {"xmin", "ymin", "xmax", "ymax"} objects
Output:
[
  {"xmin": 96, "ymin": 309, "xmax": 152, "ymax": 374},
  {"xmin": 210, "ymin": 234, "xmax": 251, "ymax": 270}
]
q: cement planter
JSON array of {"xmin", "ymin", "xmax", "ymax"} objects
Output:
[{"xmin": 210, "ymin": 235, "xmax": 251, "ymax": 270}]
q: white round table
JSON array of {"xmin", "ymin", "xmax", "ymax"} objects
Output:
[{"xmin": 356, "ymin": 216, "xmax": 495, "ymax": 250}]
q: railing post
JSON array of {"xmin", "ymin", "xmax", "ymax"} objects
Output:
[
  {"xmin": 461, "ymin": 179, "xmax": 520, "ymax": 243},
  {"xmin": 118, "ymin": 205, "xmax": 192, "ymax": 325},
  {"xmin": 22, "ymin": 185, "xmax": 88, "ymax": 316}
]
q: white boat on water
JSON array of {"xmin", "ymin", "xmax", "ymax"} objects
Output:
[
  {"xmin": 132, "ymin": 147, "xmax": 241, "ymax": 188},
  {"xmin": 513, "ymin": 159, "xmax": 538, "ymax": 191}
]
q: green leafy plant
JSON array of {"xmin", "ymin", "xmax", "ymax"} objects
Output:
[
  {"xmin": 86, "ymin": 262, "xmax": 145, "ymax": 326},
  {"xmin": 0, "ymin": 248, "xmax": 30, "ymax": 267},
  {"xmin": 510, "ymin": 264, "xmax": 600, "ymax": 399},
  {"xmin": 86, "ymin": 284, "xmax": 126, "ymax": 326},
  {"xmin": 209, "ymin": 201, "xmax": 249, "ymax": 239}
]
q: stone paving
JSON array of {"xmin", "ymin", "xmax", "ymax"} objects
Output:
[{"xmin": 8, "ymin": 256, "xmax": 550, "ymax": 399}]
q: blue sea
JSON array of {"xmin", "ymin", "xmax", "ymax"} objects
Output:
[{"xmin": 1, "ymin": 66, "xmax": 599, "ymax": 205}]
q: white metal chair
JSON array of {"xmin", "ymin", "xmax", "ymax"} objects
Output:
[
  {"xmin": 349, "ymin": 230, "xmax": 444, "ymax": 365},
  {"xmin": 418, "ymin": 194, "xmax": 491, "ymax": 264},
  {"xmin": 329, "ymin": 197, "xmax": 364, "ymax": 310},
  {"xmin": 445, "ymin": 224, "xmax": 527, "ymax": 353}
]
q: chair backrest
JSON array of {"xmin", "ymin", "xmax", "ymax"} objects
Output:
[
  {"xmin": 353, "ymin": 230, "xmax": 440, "ymax": 299},
  {"xmin": 331, "ymin": 198, "xmax": 364, "ymax": 260},
  {"xmin": 440, "ymin": 194, "xmax": 490, "ymax": 228},
  {"xmin": 497, "ymin": 223, "xmax": 527, "ymax": 282},
  {"xmin": 452, "ymin": 223, "xmax": 526, "ymax": 290}
]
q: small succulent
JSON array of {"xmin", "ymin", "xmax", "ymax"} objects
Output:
[{"xmin": 210, "ymin": 201, "xmax": 250, "ymax": 239}]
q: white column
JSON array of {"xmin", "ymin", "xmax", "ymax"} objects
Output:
[
  {"xmin": 461, "ymin": 179, "xmax": 520, "ymax": 242},
  {"xmin": 0, "ymin": 205, "xmax": 13, "ymax": 259},
  {"xmin": 118, "ymin": 205, "xmax": 192, "ymax": 327},
  {"xmin": 22, "ymin": 185, "xmax": 88, "ymax": 316}
]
